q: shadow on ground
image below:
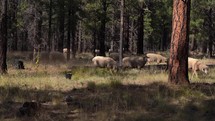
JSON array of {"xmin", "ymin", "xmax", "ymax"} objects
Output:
[{"xmin": 0, "ymin": 82, "xmax": 215, "ymax": 121}]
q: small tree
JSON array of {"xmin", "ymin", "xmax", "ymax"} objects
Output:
[{"xmin": 168, "ymin": 0, "xmax": 191, "ymax": 84}]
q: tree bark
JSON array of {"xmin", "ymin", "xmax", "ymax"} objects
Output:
[
  {"xmin": 93, "ymin": 30, "xmax": 97, "ymax": 56},
  {"xmin": 48, "ymin": 0, "xmax": 53, "ymax": 52},
  {"xmin": 119, "ymin": 0, "xmax": 124, "ymax": 67},
  {"xmin": 168, "ymin": 0, "xmax": 191, "ymax": 84},
  {"xmin": 71, "ymin": 4, "xmax": 77, "ymax": 59},
  {"xmin": 124, "ymin": 14, "xmax": 129, "ymax": 52},
  {"xmin": 136, "ymin": 3, "xmax": 144, "ymax": 55},
  {"xmin": 11, "ymin": 0, "xmax": 18, "ymax": 51},
  {"xmin": 57, "ymin": 0, "xmax": 65, "ymax": 52},
  {"xmin": 208, "ymin": 8, "xmax": 213, "ymax": 58},
  {"xmin": 161, "ymin": 26, "xmax": 168, "ymax": 51},
  {"xmin": 0, "ymin": 0, "xmax": 8, "ymax": 74},
  {"xmin": 98, "ymin": 0, "xmax": 107, "ymax": 56},
  {"xmin": 77, "ymin": 22, "xmax": 82, "ymax": 53},
  {"xmin": 201, "ymin": 40, "xmax": 207, "ymax": 54},
  {"xmin": 21, "ymin": 31, "xmax": 28, "ymax": 51},
  {"xmin": 66, "ymin": 0, "xmax": 72, "ymax": 61},
  {"xmin": 190, "ymin": 34, "xmax": 197, "ymax": 51}
]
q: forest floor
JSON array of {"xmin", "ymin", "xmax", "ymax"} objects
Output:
[{"xmin": 0, "ymin": 52, "xmax": 215, "ymax": 121}]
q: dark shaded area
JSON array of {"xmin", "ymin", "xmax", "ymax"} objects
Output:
[
  {"xmin": 0, "ymin": 82, "xmax": 215, "ymax": 121},
  {"xmin": 65, "ymin": 73, "xmax": 72, "ymax": 80},
  {"xmin": 15, "ymin": 60, "xmax": 25, "ymax": 69}
]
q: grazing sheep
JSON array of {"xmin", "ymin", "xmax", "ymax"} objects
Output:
[
  {"xmin": 63, "ymin": 48, "xmax": 71, "ymax": 53},
  {"xmin": 146, "ymin": 53, "xmax": 167, "ymax": 64},
  {"xmin": 92, "ymin": 56, "xmax": 117, "ymax": 69},
  {"xmin": 122, "ymin": 56, "xmax": 147, "ymax": 69},
  {"xmin": 108, "ymin": 52, "xmax": 133, "ymax": 62},
  {"xmin": 188, "ymin": 57, "xmax": 209, "ymax": 78},
  {"xmin": 109, "ymin": 52, "xmax": 120, "ymax": 61}
]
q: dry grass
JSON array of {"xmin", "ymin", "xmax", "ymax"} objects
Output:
[{"xmin": 0, "ymin": 52, "xmax": 215, "ymax": 121}]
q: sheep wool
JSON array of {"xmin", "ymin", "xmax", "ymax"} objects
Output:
[
  {"xmin": 92, "ymin": 56, "xmax": 117, "ymax": 69},
  {"xmin": 122, "ymin": 56, "xmax": 147, "ymax": 69},
  {"xmin": 146, "ymin": 53, "xmax": 167, "ymax": 64},
  {"xmin": 188, "ymin": 57, "xmax": 209, "ymax": 78}
]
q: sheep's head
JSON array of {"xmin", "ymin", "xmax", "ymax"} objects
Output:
[
  {"xmin": 162, "ymin": 57, "xmax": 168, "ymax": 63},
  {"xmin": 107, "ymin": 60, "xmax": 118, "ymax": 70},
  {"xmin": 199, "ymin": 64, "xmax": 209, "ymax": 74}
]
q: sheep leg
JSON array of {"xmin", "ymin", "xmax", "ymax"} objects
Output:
[
  {"xmin": 192, "ymin": 70, "xmax": 198, "ymax": 79},
  {"xmin": 194, "ymin": 71, "xmax": 198, "ymax": 78}
]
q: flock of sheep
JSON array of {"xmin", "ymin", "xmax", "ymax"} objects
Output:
[
  {"xmin": 91, "ymin": 51, "xmax": 209, "ymax": 78},
  {"xmin": 92, "ymin": 53, "xmax": 167, "ymax": 70}
]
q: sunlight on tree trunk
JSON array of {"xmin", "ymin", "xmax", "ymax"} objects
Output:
[{"xmin": 168, "ymin": 0, "xmax": 191, "ymax": 84}]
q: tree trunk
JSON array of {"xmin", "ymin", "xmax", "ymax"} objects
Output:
[
  {"xmin": 71, "ymin": 28, "xmax": 76, "ymax": 59},
  {"xmin": 129, "ymin": 19, "xmax": 135, "ymax": 53},
  {"xmin": 21, "ymin": 31, "xmax": 28, "ymax": 51},
  {"xmin": 36, "ymin": 8, "xmax": 42, "ymax": 47},
  {"xmin": 110, "ymin": 22, "xmax": 114, "ymax": 52},
  {"xmin": 77, "ymin": 22, "xmax": 82, "ymax": 53},
  {"xmin": 57, "ymin": 0, "xmax": 65, "ymax": 52},
  {"xmin": 71, "ymin": 6, "xmax": 77, "ymax": 59},
  {"xmin": 190, "ymin": 34, "xmax": 197, "ymax": 51},
  {"xmin": 66, "ymin": 0, "xmax": 72, "ymax": 61},
  {"xmin": 168, "ymin": 0, "xmax": 191, "ymax": 84},
  {"xmin": 124, "ymin": 14, "xmax": 129, "ymax": 52},
  {"xmin": 48, "ymin": 0, "xmax": 53, "ymax": 52},
  {"xmin": 0, "ymin": 0, "xmax": 8, "ymax": 74},
  {"xmin": 136, "ymin": 3, "xmax": 144, "ymax": 55},
  {"xmin": 201, "ymin": 40, "xmax": 207, "ymax": 54},
  {"xmin": 161, "ymin": 27, "xmax": 168, "ymax": 51},
  {"xmin": 99, "ymin": 0, "xmax": 107, "ymax": 56},
  {"xmin": 11, "ymin": 0, "xmax": 18, "ymax": 51},
  {"xmin": 208, "ymin": 8, "xmax": 213, "ymax": 58},
  {"xmin": 119, "ymin": 0, "xmax": 124, "ymax": 67},
  {"xmin": 93, "ymin": 30, "xmax": 97, "ymax": 56}
]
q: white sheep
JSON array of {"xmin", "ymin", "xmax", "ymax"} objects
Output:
[
  {"xmin": 94, "ymin": 49, "xmax": 100, "ymax": 56},
  {"xmin": 122, "ymin": 56, "xmax": 147, "ymax": 69},
  {"xmin": 188, "ymin": 57, "xmax": 209, "ymax": 78},
  {"xmin": 92, "ymin": 56, "xmax": 117, "ymax": 69},
  {"xmin": 146, "ymin": 53, "xmax": 167, "ymax": 64},
  {"xmin": 63, "ymin": 48, "xmax": 71, "ymax": 53}
]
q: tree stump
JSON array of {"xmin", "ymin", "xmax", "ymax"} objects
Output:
[{"xmin": 15, "ymin": 60, "xmax": 25, "ymax": 69}]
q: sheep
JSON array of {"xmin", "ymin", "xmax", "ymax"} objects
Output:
[
  {"xmin": 109, "ymin": 52, "xmax": 120, "ymax": 61},
  {"xmin": 146, "ymin": 53, "xmax": 167, "ymax": 64},
  {"xmin": 108, "ymin": 52, "xmax": 133, "ymax": 62},
  {"xmin": 122, "ymin": 56, "xmax": 147, "ymax": 69},
  {"xmin": 92, "ymin": 56, "xmax": 117, "ymax": 69},
  {"xmin": 188, "ymin": 57, "xmax": 209, "ymax": 78},
  {"xmin": 94, "ymin": 49, "xmax": 100, "ymax": 56},
  {"xmin": 63, "ymin": 48, "xmax": 71, "ymax": 53}
]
